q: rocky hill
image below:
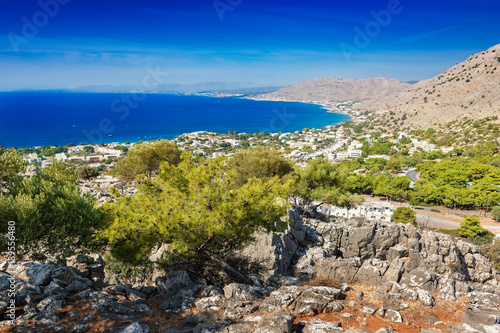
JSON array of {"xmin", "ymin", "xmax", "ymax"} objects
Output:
[
  {"xmin": 3, "ymin": 209, "xmax": 499, "ymax": 333},
  {"xmin": 250, "ymin": 77, "xmax": 411, "ymax": 102},
  {"xmin": 355, "ymin": 44, "xmax": 500, "ymax": 129}
]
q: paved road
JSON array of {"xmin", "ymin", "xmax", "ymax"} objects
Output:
[
  {"xmin": 415, "ymin": 210, "xmax": 500, "ymax": 233},
  {"xmin": 363, "ymin": 196, "xmax": 500, "ymax": 234},
  {"xmin": 406, "ymin": 168, "xmax": 420, "ymax": 183}
]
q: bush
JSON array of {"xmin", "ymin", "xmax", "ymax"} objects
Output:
[
  {"xmin": 0, "ymin": 162, "xmax": 107, "ymax": 260},
  {"xmin": 391, "ymin": 207, "xmax": 417, "ymax": 225},
  {"xmin": 112, "ymin": 140, "xmax": 181, "ymax": 182},
  {"xmin": 78, "ymin": 166, "xmax": 100, "ymax": 180},
  {"xmin": 430, "ymin": 208, "xmax": 440, "ymax": 213},
  {"xmin": 491, "ymin": 206, "xmax": 500, "ymax": 221},
  {"xmin": 459, "ymin": 216, "xmax": 487, "ymax": 238},
  {"xmin": 231, "ymin": 147, "xmax": 294, "ymax": 188}
]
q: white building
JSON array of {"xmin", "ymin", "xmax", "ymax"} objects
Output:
[
  {"xmin": 97, "ymin": 147, "xmax": 123, "ymax": 155},
  {"xmin": 24, "ymin": 153, "xmax": 41, "ymax": 163},
  {"xmin": 336, "ymin": 151, "xmax": 349, "ymax": 160},
  {"xmin": 54, "ymin": 153, "xmax": 68, "ymax": 161},
  {"xmin": 348, "ymin": 150, "xmax": 363, "ymax": 158},
  {"xmin": 318, "ymin": 202, "xmax": 394, "ymax": 222}
]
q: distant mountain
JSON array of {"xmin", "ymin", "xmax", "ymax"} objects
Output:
[
  {"xmin": 355, "ymin": 44, "xmax": 500, "ymax": 129},
  {"xmin": 250, "ymin": 77, "xmax": 410, "ymax": 102},
  {"xmin": 73, "ymin": 82, "xmax": 281, "ymax": 95}
]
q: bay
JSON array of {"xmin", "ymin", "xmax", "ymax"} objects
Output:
[{"xmin": 0, "ymin": 92, "xmax": 350, "ymax": 148}]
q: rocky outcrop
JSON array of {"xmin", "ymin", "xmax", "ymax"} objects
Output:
[
  {"xmin": 290, "ymin": 217, "xmax": 497, "ymax": 298},
  {"xmin": 238, "ymin": 208, "xmax": 306, "ymax": 279},
  {"xmin": 79, "ymin": 175, "xmax": 137, "ymax": 205},
  {"xmin": 1, "ymin": 210, "xmax": 499, "ymax": 332}
]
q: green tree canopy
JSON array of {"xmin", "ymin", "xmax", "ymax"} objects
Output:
[
  {"xmin": 112, "ymin": 140, "xmax": 181, "ymax": 182},
  {"xmin": 293, "ymin": 158, "xmax": 363, "ymax": 208},
  {"xmin": 0, "ymin": 161, "xmax": 107, "ymax": 260},
  {"xmin": 0, "ymin": 148, "xmax": 25, "ymax": 181},
  {"xmin": 230, "ymin": 147, "xmax": 294, "ymax": 188},
  {"xmin": 78, "ymin": 166, "xmax": 100, "ymax": 181},
  {"xmin": 391, "ymin": 207, "xmax": 416, "ymax": 225},
  {"xmin": 491, "ymin": 206, "xmax": 500, "ymax": 221},
  {"xmin": 459, "ymin": 216, "xmax": 487, "ymax": 238},
  {"xmin": 102, "ymin": 154, "xmax": 293, "ymax": 284}
]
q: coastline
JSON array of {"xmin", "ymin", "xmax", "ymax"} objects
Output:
[
  {"xmin": 1, "ymin": 92, "xmax": 351, "ymax": 149},
  {"xmin": 242, "ymin": 95, "xmax": 353, "ymax": 116}
]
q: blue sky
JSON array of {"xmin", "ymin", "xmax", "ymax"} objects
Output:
[{"xmin": 0, "ymin": 0, "xmax": 499, "ymax": 90}]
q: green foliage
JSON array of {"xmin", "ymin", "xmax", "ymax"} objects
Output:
[
  {"xmin": 437, "ymin": 229, "xmax": 461, "ymax": 237},
  {"xmin": 102, "ymin": 154, "xmax": 292, "ymax": 283},
  {"xmin": 391, "ymin": 207, "xmax": 416, "ymax": 225},
  {"xmin": 440, "ymin": 221, "xmax": 494, "ymax": 246},
  {"xmin": 410, "ymin": 159, "xmax": 500, "ymax": 209},
  {"xmin": 112, "ymin": 140, "xmax": 181, "ymax": 182},
  {"xmin": 113, "ymin": 145, "xmax": 128, "ymax": 153},
  {"xmin": 466, "ymin": 141, "xmax": 499, "ymax": 158},
  {"xmin": 293, "ymin": 158, "xmax": 363, "ymax": 208},
  {"xmin": 0, "ymin": 161, "xmax": 107, "ymax": 259},
  {"xmin": 0, "ymin": 148, "xmax": 25, "ymax": 181},
  {"xmin": 373, "ymin": 173, "xmax": 410, "ymax": 201},
  {"xmin": 231, "ymin": 147, "xmax": 294, "ymax": 188},
  {"xmin": 386, "ymin": 159, "xmax": 402, "ymax": 171},
  {"xmin": 491, "ymin": 206, "xmax": 500, "ymax": 221},
  {"xmin": 77, "ymin": 166, "xmax": 100, "ymax": 181},
  {"xmin": 83, "ymin": 146, "xmax": 95, "ymax": 153},
  {"xmin": 459, "ymin": 216, "xmax": 487, "ymax": 238}
]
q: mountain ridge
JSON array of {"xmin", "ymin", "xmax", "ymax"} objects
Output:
[
  {"xmin": 250, "ymin": 77, "xmax": 411, "ymax": 102},
  {"xmin": 354, "ymin": 43, "xmax": 500, "ymax": 129}
]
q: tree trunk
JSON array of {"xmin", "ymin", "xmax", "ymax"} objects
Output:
[{"xmin": 200, "ymin": 250, "xmax": 253, "ymax": 285}]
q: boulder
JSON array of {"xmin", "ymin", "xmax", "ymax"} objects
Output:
[
  {"xmin": 36, "ymin": 295, "xmax": 66, "ymax": 312},
  {"xmin": 461, "ymin": 306, "xmax": 500, "ymax": 327},
  {"xmin": 33, "ymin": 311, "xmax": 60, "ymax": 324},
  {"xmin": 25, "ymin": 264, "xmax": 55, "ymax": 287},
  {"xmin": 195, "ymin": 295, "xmax": 226, "ymax": 312},
  {"xmin": 400, "ymin": 269, "xmax": 438, "ymax": 291},
  {"xmin": 384, "ymin": 309, "xmax": 403, "ymax": 323},
  {"xmin": 254, "ymin": 311, "xmax": 294, "ymax": 333},
  {"xmin": 156, "ymin": 271, "xmax": 192, "ymax": 296},
  {"xmin": 239, "ymin": 208, "xmax": 306, "ymax": 278},
  {"xmin": 303, "ymin": 318, "xmax": 343, "ymax": 333},
  {"xmin": 223, "ymin": 283, "xmax": 263, "ymax": 303},
  {"xmin": 289, "ymin": 296, "xmax": 328, "ymax": 316}
]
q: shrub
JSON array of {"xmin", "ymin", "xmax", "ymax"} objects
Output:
[
  {"xmin": 391, "ymin": 207, "xmax": 417, "ymax": 225},
  {"xmin": 491, "ymin": 206, "xmax": 500, "ymax": 221},
  {"xmin": 78, "ymin": 166, "xmax": 100, "ymax": 180},
  {"xmin": 0, "ymin": 162, "xmax": 107, "ymax": 260},
  {"xmin": 459, "ymin": 216, "xmax": 487, "ymax": 238}
]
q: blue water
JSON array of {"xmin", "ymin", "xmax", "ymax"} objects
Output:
[{"xmin": 0, "ymin": 92, "xmax": 350, "ymax": 148}]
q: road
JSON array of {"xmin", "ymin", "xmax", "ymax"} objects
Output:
[
  {"xmin": 406, "ymin": 168, "xmax": 420, "ymax": 183},
  {"xmin": 363, "ymin": 196, "xmax": 500, "ymax": 234},
  {"xmin": 414, "ymin": 210, "xmax": 500, "ymax": 233}
]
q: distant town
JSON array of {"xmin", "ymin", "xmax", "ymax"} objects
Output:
[{"xmin": 19, "ymin": 100, "xmax": 456, "ymax": 173}]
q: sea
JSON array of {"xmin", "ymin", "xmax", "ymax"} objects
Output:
[{"xmin": 0, "ymin": 92, "xmax": 351, "ymax": 148}]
